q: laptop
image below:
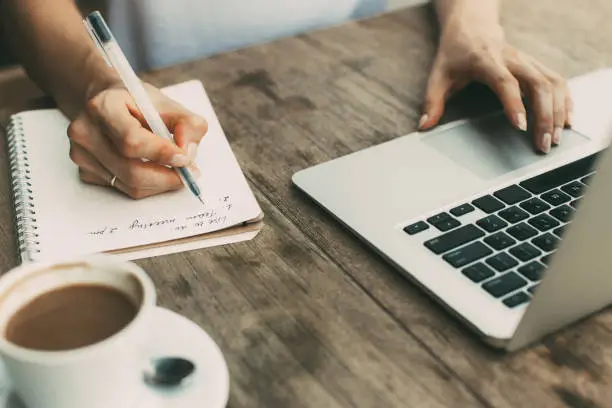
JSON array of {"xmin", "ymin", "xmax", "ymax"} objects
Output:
[{"xmin": 292, "ymin": 70, "xmax": 612, "ymax": 351}]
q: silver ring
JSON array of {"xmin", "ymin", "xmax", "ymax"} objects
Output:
[{"xmin": 110, "ymin": 175, "xmax": 117, "ymax": 187}]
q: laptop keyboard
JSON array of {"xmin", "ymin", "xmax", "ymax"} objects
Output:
[{"xmin": 403, "ymin": 152, "xmax": 599, "ymax": 309}]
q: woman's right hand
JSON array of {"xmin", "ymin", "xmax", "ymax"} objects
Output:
[
  {"xmin": 67, "ymin": 82, "xmax": 208, "ymax": 199},
  {"xmin": 420, "ymin": 10, "xmax": 572, "ymax": 154}
]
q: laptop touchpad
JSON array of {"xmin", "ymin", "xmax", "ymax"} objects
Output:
[{"xmin": 421, "ymin": 113, "xmax": 591, "ymax": 180}]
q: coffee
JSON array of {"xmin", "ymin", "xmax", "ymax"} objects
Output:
[{"xmin": 5, "ymin": 284, "xmax": 137, "ymax": 351}]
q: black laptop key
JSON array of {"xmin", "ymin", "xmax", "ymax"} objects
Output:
[
  {"xmin": 532, "ymin": 233, "xmax": 559, "ymax": 252},
  {"xmin": 507, "ymin": 222, "xmax": 539, "ymax": 241},
  {"xmin": 518, "ymin": 261, "xmax": 546, "ymax": 281},
  {"xmin": 494, "ymin": 185, "xmax": 532, "ymax": 205},
  {"xmin": 550, "ymin": 205, "xmax": 574, "ymax": 223},
  {"xmin": 450, "ymin": 203, "xmax": 475, "ymax": 217},
  {"xmin": 443, "ymin": 242, "xmax": 493, "ymax": 268},
  {"xmin": 528, "ymin": 285, "xmax": 539, "ymax": 294},
  {"xmin": 503, "ymin": 292, "xmax": 531, "ymax": 308},
  {"xmin": 427, "ymin": 212, "xmax": 460, "ymax": 232},
  {"xmin": 570, "ymin": 198, "xmax": 581, "ymax": 208},
  {"xmin": 486, "ymin": 252, "xmax": 519, "ymax": 272},
  {"xmin": 472, "ymin": 195, "xmax": 505, "ymax": 213},
  {"xmin": 462, "ymin": 263, "xmax": 495, "ymax": 283},
  {"xmin": 519, "ymin": 153, "xmax": 598, "ymax": 194},
  {"xmin": 484, "ymin": 232, "xmax": 516, "ymax": 250},
  {"xmin": 424, "ymin": 224, "xmax": 485, "ymax": 255},
  {"xmin": 520, "ymin": 197, "xmax": 551, "ymax": 215},
  {"xmin": 581, "ymin": 174, "xmax": 593, "ymax": 185},
  {"xmin": 482, "ymin": 272, "xmax": 528, "ymax": 298},
  {"xmin": 509, "ymin": 242, "xmax": 542, "ymax": 262},
  {"xmin": 498, "ymin": 206, "xmax": 529, "ymax": 224},
  {"xmin": 476, "ymin": 215, "xmax": 508, "ymax": 233},
  {"xmin": 427, "ymin": 212, "xmax": 450, "ymax": 225},
  {"xmin": 528, "ymin": 214, "xmax": 561, "ymax": 232},
  {"xmin": 561, "ymin": 181, "xmax": 585, "ymax": 198},
  {"xmin": 541, "ymin": 189, "xmax": 571, "ymax": 206},
  {"xmin": 434, "ymin": 218, "xmax": 461, "ymax": 232},
  {"xmin": 553, "ymin": 225, "xmax": 566, "ymax": 237},
  {"xmin": 541, "ymin": 253, "xmax": 553, "ymax": 264},
  {"xmin": 404, "ymin": 221, "xmax": 429, "ymax": 235}
]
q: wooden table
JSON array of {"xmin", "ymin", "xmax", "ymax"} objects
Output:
[{"xmin": 2, "ymin": 1, "xmax": 612, "ymax": 407}]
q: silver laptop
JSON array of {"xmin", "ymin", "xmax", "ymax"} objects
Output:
[{"xmin": 292, "ymin": 112, "xmax": 612, "ymax": 351}]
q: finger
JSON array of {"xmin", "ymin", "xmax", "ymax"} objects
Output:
[
  {"xmin": 475, "ymin": 59, "xmax": 528, "ymax": 132},
  {"xmin": 70, "ymin": 113, "xmax": 187, "ymax": 191},
  {"xmin": 87, "ymin": 93, "xmax": 191, "ymax": 167},
  {"xmin": 127, "ymin": 91, "xmax": 207, "ymax": 161},
  {"xmin": 79, "ymin": 168, "xmax": 180, "ymax": 199},
  {"xmin": 529, "ymin": 62, "xmax": 569, "ymax": 144},
  {"xmin": 420, "ymin": 63, "xmax": 454, "ymax": 130},
  {"xmin": 528, "ymin": 57, "xmax": 574, "ymax": 130},
  {"xmin": 565, "ymin": 91, "xmax": 574, "ymax": 128},
  {"xmin": 69, "ymin": 141, "xmax": 113, "ymax": 183},
  {"xmin": 117, "ymin": 167, "xmax": 185, "ymax": 199},
  {"xmin": 509, "ymin": 60, "xmax": 554, "ymax": 153},
  {"xmin": 549, "ymin": 80, "xmax": 566, "ymax": 145},
  {"xmin": 165, "ymin": 114, "xmax": 208, "ymax": 162},
  {"xmin": 531, "ymin": 86, "xmax": 554, "ymax": 153},
  {"xmin": 79, "ymin": 164, "xmax": 198, "ymax": 200},
  {"xmin": 79, "ymin": 168, "xmax": 113, "ymax": 187},
  {"xmin": 103, "ymin": 145, "xmax": 185, "ymax": 191}
]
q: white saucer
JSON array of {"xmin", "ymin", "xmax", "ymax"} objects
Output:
[{"xmin": 0, "ymin": 307, "xmax": 230, "ymax": 408}]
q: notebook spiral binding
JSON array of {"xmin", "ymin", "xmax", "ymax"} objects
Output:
[{"xmin": 6, "ymin": 115, "xmax": 40, "ymax": 262}]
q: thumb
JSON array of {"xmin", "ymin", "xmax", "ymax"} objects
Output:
[{"xmin": 420, "ymin": 68, "xmax": 453, "ymax": 130}]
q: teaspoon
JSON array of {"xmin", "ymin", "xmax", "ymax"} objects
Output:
[{"xmin": 143, "ymin": 357, "xmax": 196, "ymax": 388}]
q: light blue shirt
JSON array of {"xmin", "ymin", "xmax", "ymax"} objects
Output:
[{"xmin": 106, "ymin": 0, "xmax": 386, "ymax": 71}]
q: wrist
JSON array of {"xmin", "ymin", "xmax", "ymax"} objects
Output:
[
  {"xmin": 435, "ymin": 0, "xmax": 503, "ymax": 39},
  {"xmin": 440, "ymin": 15, "xmax": 505, "ymax": 46},
  {"xmin": 53, "ymin": 49, "xmax": 121, "ymax": 119},
  {"xmin": 82, "ymin": 51, "xmax": 121, "ymax": 101}
]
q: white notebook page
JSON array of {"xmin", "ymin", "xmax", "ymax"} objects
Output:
[{"xmin": 17, "ymin": 80, "xmax": 261, "ymax": 260}]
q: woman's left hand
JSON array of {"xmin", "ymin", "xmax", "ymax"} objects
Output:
[{"xmin": 420, "ymin": 19, "xmax": 572, "ymax": 154}]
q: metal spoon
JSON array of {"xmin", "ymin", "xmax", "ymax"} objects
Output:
[{"xmin": 143, "ymin": 357, "xmax": 196, "ymax": 388}]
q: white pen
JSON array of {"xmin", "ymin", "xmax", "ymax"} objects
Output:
[{"xmin": 83, "ymin": 11, "xmax": 204, "ymax": 205}]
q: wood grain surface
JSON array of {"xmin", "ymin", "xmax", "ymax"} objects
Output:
[{"xmin": 1, "ymin": 1, "xmax": 612, "ymax": 407}]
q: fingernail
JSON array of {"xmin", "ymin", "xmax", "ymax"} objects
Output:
[
  {"xmin": 553, "ymin": 127, "xmax": 563, "ymax": 145},
  {"xmin": 516, "ymin": 113, "xmax": 527, "ymax": 131},
  {"xmin": 170, "ymin": 154, "xmax": 190, "ymax": 167},
  {"xmin": 541, "ymin": 133, "xmax": 551, "ymax": 153},
  {"xmin": 418, "ymin": 114, "xmax": 429, "ymax": 129},
  {"xmin": 567, "ymin": 111, "xmax": 574, "ymax": 126},
  {"xmin": 187, "ymin": 143, "xmax": 198, "ymax": 162}
]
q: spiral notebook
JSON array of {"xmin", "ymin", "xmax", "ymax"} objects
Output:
[{"xmin": 5, "ymin": 80, "xmax": 263, "ymax": 263}]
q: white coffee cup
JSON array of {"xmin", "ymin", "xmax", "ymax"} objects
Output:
[{"xmin": 0, "ymin": 254, "xmax": 157, "ymax": 408}]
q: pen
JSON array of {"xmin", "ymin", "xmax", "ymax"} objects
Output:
[{"xmin": 83, "ymin": 11, "xmax": 204, "ymax": 205}]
